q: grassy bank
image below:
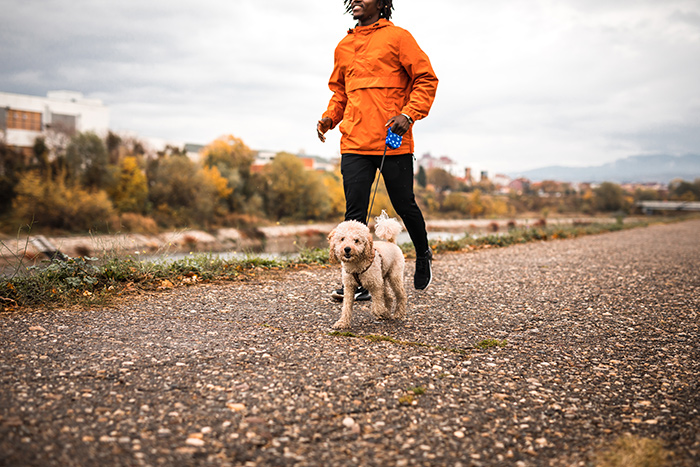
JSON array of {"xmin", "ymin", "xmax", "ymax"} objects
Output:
[{"xmin": 0, "ymin": 218, "xmax": 666, "ymax": 311}]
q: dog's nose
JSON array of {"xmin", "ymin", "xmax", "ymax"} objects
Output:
[{"xmin": 344, "ymin": 247, "xmax": 351, "ymax": 254}]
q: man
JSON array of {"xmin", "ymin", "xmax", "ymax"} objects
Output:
[{"xmin": 317, "ymin": 0, "xmax": 438, "ymax": 300}]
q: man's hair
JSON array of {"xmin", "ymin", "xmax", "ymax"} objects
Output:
[{"xmin": 344, "ymin": 0, "xmax": 394, "ymax": 20}]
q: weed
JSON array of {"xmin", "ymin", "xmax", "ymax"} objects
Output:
[
  {"xmin": 476, "ymin": 338, "xmax": 507, "ymax": 350},
  {"xmin": 296, "ymin": 247, "xmax": 329, "ymax": 264},
  {"xmin": 398, "ymin": 394, "xmax": 414, "ymax": 406},
  {"xmin": 0, "ymin": 218, "xmax": 659, "ymax": 311},
  {"xmin": 596, "ymin": 435, "xmax": 672, "ymax": 467},
  {"xmin": 328, "ymin": 331, "xmax": 466, "ymax": 356},
  {"xmin": 365, "ymin": 334, "xmax": 400, "ymax": 343},
  {"xmin": 409, "ymin": 386, "xmax": 426, "ymax": 395},
  {"xmin": 329, "ymin": 331, "xmax": 358, "ymax": 338}
]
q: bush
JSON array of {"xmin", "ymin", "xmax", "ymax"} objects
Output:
[
  {"xmin": 12, "ymin": 171, "xmax": 116, "ymax": 232},
  {"xmin": 118, "ymin": 213, "xmax": 159, "ymax": 234}
]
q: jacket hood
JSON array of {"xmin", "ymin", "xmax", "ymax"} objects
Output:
[{"xmin": 347, "ymin": 18, "xmax": 393, "ymax": 35}]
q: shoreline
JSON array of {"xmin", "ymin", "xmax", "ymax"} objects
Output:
[{"xmin": 1, "ymin": 216, "xmax": 635, "ymax": 266}]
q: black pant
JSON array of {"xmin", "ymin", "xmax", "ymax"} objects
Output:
[{"xmin": 341, "ymin": 153, "xmax": 429, "ymax": 254}]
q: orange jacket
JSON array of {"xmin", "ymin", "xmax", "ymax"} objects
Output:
[{"xmin": 322, "ymin": 19, "xmax": 438, "ymax": 155}]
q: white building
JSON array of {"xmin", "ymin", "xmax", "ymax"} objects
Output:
[
  {"xmin": 417, "ymin": 153, "xmax": 459, "ymax": 175},
  {"xmin": 0, "ymin": 90, "xmax": 110, "ymax": 156}
]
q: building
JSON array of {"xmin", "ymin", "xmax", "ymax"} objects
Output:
[
  {"xmin": 250, "ymin": 151, "xmax": 336, "ymax": 173},
  {"xmin": 0, "ymin": 90, "xmax": 110, "ymax": 158},
  {"xmin": 416, "ymin": 153, "xmax": 459, "ymax": 175}
]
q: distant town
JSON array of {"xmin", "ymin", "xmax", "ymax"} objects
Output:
[{"xmin": 2, "ymin": 90, "xmax": 699, "ymax": 236}]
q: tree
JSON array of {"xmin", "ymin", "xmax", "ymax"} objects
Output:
[
  {"xmin": 65, "ymin": 131, "xmax": 111, "ymax": 188},
  {"xmin": 107, "ymin": 156, "xmax": 149, "ymax": 213},
  {"xmin": 441, "ymin": 192, "xmax": 469, "ymax": 213},
  {"xmin": 427, "ymin": 167, "xmax": 457, "ymax": 192},
  {"xmin": 416, "ymin": 165, "xmax": 427, "ymax": 188},
  {"xmin": 322, "ymin": 170, "xmax": 346, "ymax": 219},
  {"xmin": 593, "ymin": 182, "xmax": 626, "ymax": 212},
  {"xmin": 202, "ymin": 135, "xmax": 254, "ymax": 170},
  {"xmin": 264, "ymin": 153, "xmax": 330, "ymax": 220},
  {"xmin": 201, "ymin": 135, "xmax": 255, "ymax": 213},
  {"xmin": 668, "ymin": 178, "xmax": 700, "ymax": 201},
  {"xmin": 147, "ymin": 153, "xmax": 222, "ymax": 227},
  {"xmin": 466, "ymin": 189, "xmax": 486, "ymax": 218},
  {"xmin": 0, "ymin": 141, "xmax": 26, "ymax": 215},
  {"xmin": 12, "ymin": 170, "xmax": 116, "ymax": 231}
]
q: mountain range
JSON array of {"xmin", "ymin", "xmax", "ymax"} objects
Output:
[{"xmin": 508, "ymin": 154, "xmax": 700, "ymax": 184}]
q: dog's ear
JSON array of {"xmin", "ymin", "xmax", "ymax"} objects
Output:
[
  {"xmin": 327, "ymin": 228, "xmax": 339, "ymax": 264},
  {"xmin": 360, "ymin": 231, "xmax": 374, "ymax": 262}
]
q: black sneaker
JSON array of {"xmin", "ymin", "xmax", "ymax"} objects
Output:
[
  {"xmin": 331, "ymin": 286, "xmax": 371, "ymax": 302},
  {"xmin": 414, "ymin": 249, "xmax": 433, "ymax": 290}
]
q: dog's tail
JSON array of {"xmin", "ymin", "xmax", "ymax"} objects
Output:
[{"xmin": 374, "ymin": 210, "xmax": 403, "ymax": 243}]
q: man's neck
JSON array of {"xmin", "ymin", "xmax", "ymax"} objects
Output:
[{"xmin": 357, "ymin": 14, "xmax": 380, "ymax": 27}]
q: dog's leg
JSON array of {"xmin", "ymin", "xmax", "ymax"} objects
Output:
[
  {"xmin": 333, "ymin": 283, "xmax": 356, "ymax": 329},
  {"xmin": 370, "ymin": 286, "xmax": 389, "ymax": 319},
  {"xmin": 389, "ymin": 273, "xmax": 408, "ymax": 320},
  {"xmin": 383, "ymin": 283, "xmax": 395, "ymax": 316}
]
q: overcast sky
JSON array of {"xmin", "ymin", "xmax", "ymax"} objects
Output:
[{"xmin": 2, "ymin": 0, "xmax": 699, "ymax": 176}]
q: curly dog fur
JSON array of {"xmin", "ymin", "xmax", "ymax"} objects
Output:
[{"xmin": 327, "ymin": 213, "xmax": 407, "ymax": 329}]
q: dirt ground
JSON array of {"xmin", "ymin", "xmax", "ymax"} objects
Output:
[{"xmin": 1, "ymin": 220, "xmax": 698, "ymax": 466}]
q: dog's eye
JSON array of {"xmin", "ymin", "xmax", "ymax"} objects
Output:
[
  {"xmin": 340, "ymin": 237, "xmax": 345, "ymax": 241},
  {"xmin": 354, "ymin": 239, "xmax": 360, "ymax": 243}
]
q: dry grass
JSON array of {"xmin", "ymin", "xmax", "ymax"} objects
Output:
[{"xmin": 596, "ymin": 435, "xmax": 672, "ymax": 467}]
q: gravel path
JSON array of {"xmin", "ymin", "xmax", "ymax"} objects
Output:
[{"xmin": 1, "ymin": 220, "xmax": 698, "ymax": 466}]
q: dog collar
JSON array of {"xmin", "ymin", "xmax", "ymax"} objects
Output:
[{"xmin": 352, "ymin": 249, "xmax": 378, "ymax": 285}]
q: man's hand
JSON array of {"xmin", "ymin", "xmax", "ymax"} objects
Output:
[
  {"xmin": 386, "ymin": 114, "xmax": 411, "ymax": 136},
  {"xmin": 317, "ymin": 117, "xmax": 332, "ymax": 142}
]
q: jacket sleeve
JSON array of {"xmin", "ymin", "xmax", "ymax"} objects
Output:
[
  {"xmin": 322, "ymin": 46, "xmax": 347, "ymax": 129},
  {"xmin": 398, "ymin": 31, "xmax": 438, "ymax": 123}
]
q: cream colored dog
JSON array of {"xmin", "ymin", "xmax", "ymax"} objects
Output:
[{"xmin": 327, "ymin": 211, "xmax": 407, "ymax": 329}]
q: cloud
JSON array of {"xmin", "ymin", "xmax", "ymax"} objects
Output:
[{"xmin": 1, "ymin": 0, "xmax": 699, "ymax": 177}]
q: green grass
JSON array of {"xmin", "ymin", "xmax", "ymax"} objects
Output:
[
  {"xmin": 0, "ymin": 249, "xmax": 327, "ymax": 311},
  {"xmin": 475, "ymin": 338, "xmax": 508, "ymax": 350},
  {"xmin": 427, "ymin": 219, "xmax": 653, "ymax": 255},
  {"xmin": 0, "ymin": 219, "xmax": 666, "ymax": 311},
  {"xmin": 329, "ymin": 331, "xmax": 468, "ymax": 355}
]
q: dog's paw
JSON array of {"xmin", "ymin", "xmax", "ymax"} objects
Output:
[{"xmin": 332, "ymin": 321, "xmax": 350, "ymax": 330}]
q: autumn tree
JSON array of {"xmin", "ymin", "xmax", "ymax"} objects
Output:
[
  {"xmin": 593, "ymin": 182, "xmax": 627, "ymax": 212},
  {"xmin": 263, "ymin": 152, "xmax": 331, "ymax": 221},
  {"xmin": 466, "ymin": 189, "xmax": 486, "ymax": 218},
  {"xmin": 12, "ymin": 170, "xmax": 116, "ymax": 231},
  {"xmin": 147, "ymin": 153, "xmax": 227, "ymax": 227},
  {"xmin": 201, "ymin": 135, "xmax": 255, "ymax": 213},
  {"xmin": 426, "ymin": 167, "xmax": 458, "ymax": 192},
  {"xmin": 441, "ymin": 192, "xmax": 469, "ymax": 213},
  {"xmin": 322, "ymin": 168, "xmax": 346, "ymax": 219},
  {"xmin": 668, "ymin": 178, "xmax": 700, "ymax": 201},
  {"xmin": 107, "ymin": 156, "xmax": 149, "ymax": 213}
]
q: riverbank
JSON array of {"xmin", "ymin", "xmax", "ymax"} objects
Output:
[{"xmin": 1, "ymin": 216, "xmax": 634, "ymax": 266}]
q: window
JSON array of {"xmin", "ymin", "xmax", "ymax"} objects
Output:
[
  {"xmin": 6, "ymin": 109, "xmax": 42, "ymax": 131},
  {"xmin": 50, "ymin": 113, "xmax": 77, "ymax": 134}
]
